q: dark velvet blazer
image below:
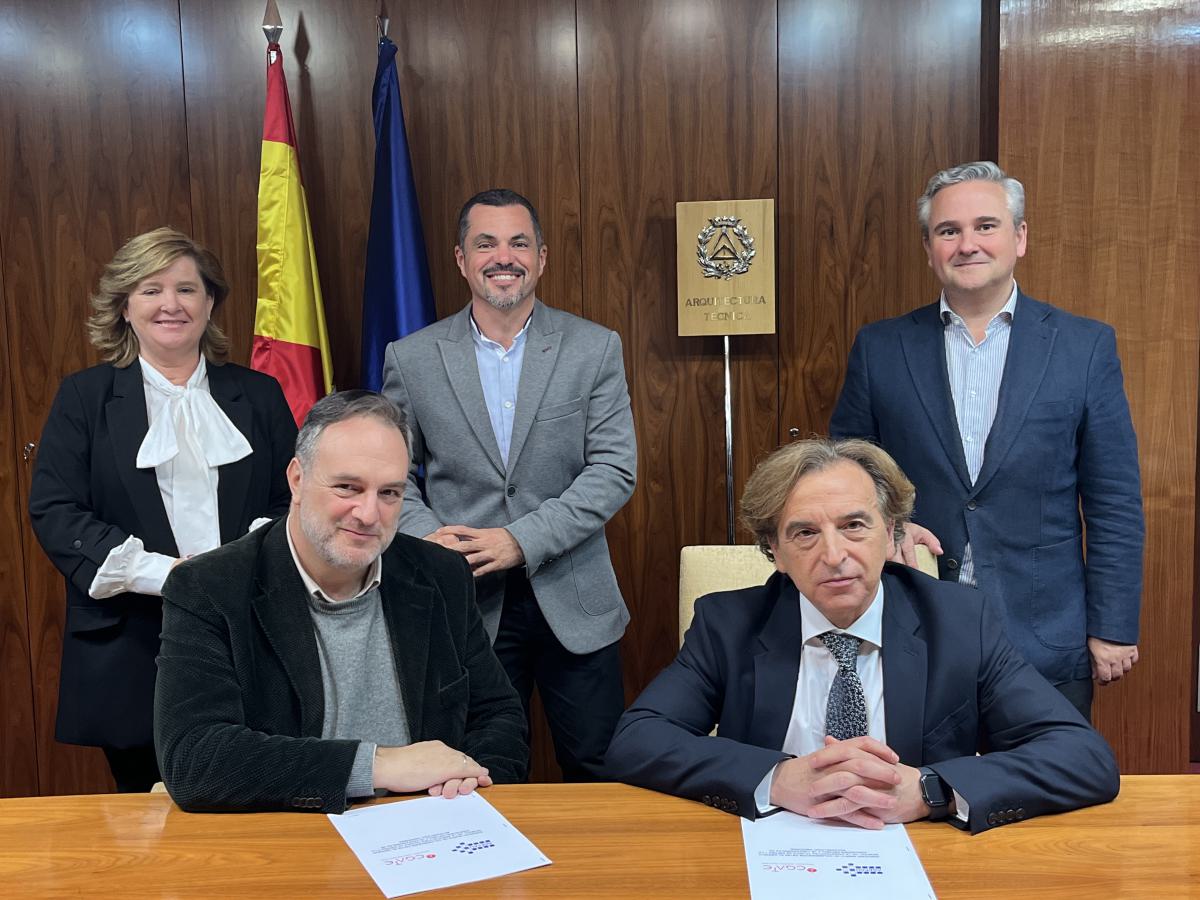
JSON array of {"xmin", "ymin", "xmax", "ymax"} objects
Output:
[
  {"xmin": 29, "ymin": 360, "xmax": 297, "ymax": 749},
  {"xmin": 154, "ymin": 519, "xmax": 529, "ymax": 813}
]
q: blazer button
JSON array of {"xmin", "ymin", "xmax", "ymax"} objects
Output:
[
  {"xmin": 987, "ymin": 813, "xmax": 997, "ymax": 826},
  {"xmin": 73, "ymin": 539, "xmax": 82, "ymax": 549},
  {"xmin": 966, "ymin": 500, "xmax": 977, "ymax": 511},
  {"xmin": 945, "ymin": 558, "xmax": 959, "ymax": 570},
  {"xmin": 506, "ymin": 485, "xmax": 517, "ymax": 497}
]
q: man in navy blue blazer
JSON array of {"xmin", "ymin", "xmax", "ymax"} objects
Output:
[
  {"xmin": 605, "ymin": 439, "xmax": 1119, "ymax": 833},
  {"xmin": 830, "ymin": 162, "xmax": 1144, "ymax": 719}
]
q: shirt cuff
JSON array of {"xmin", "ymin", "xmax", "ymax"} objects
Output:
[
  {"xmin": 88, "ymin": 535, "xmax": 176, "ymax": 598},
  {"xmin": 346, "ymin": 742, "xmax": 377, "ymax": 799},
  {"xmin": 951, "ymin": 788, "xmax": 969, "ymax": 824},
  {"xmin": 754, "ymin": 765, "xmax": 779, "ymax": 814}
]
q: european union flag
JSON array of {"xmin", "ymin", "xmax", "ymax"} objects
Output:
[{"xmin": 360, "ymin": 35, "xmax": 435, "ymax": 391}]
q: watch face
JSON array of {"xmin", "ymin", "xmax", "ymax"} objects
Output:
[{"xmin": 921, "ymin": 771, "xmax": 948, "ymax": 807}]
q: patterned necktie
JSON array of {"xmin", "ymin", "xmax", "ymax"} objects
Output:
[{"xmin": 820, "ymin": 631, "xmax": 869, "ymax": 740}]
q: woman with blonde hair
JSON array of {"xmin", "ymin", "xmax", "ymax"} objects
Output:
[{"xmin": 29, "ymin": 228, "xmax": 297, "ymax": 792}]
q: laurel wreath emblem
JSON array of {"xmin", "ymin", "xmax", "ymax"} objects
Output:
[{"xmin": 696, "ymin": 216, "xmax": 756, "ymax": 279}]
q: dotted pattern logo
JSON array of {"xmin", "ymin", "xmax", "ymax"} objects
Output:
[
  {"xmin": 452, "ymin": 839, "xmax": 495, "ymax": 855},
  {"xmin": 835, "ymin": 864, "xmax": 884, "ymax": 877}
]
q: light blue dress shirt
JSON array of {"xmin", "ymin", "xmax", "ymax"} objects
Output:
[
  {"xmin": 940, "ymin": 282, "xmax": 1018, "ymax": 586},
  {"xmin": 470, "ymin": 313, "xmax": 531, "ymax": 468}
]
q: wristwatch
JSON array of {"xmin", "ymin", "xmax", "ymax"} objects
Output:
[{"xmin": 919, "ymin": 766, "xmax": 952, "ymax": 821}]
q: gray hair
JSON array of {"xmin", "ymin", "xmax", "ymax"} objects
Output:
[
  {"xmin": 917, "ymin": 161, "xmax": 1025, "ymax": 238},
  {"xmin": 295, "ymin": 391, "xmax": 411, "ymax": 470},
  {"xmin": 740, "ymin": 437, "xmax": 915, "ymax": 562}
]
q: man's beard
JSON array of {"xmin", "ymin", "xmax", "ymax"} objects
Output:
[
  {"xmin": 482, "ymin": 264, "xmax": 529, "ymax": 311},
  {"xmin": 299, "ymin": 506, "xmax": 396, "ymax": 571}
]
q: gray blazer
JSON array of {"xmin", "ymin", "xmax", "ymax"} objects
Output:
[{"xmin": 382, "ymin": 300, "xmax": 636, "ymax": 654}]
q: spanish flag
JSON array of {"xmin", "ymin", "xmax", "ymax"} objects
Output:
[{"xmin": 253, "ymin": 42, "xmax": 333, "ymax": 427}]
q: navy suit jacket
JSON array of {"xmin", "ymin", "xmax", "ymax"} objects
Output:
[
  {"xmin": 830, "ymin": 293, "xmax": 1144, "ymax": 683},
  {"xmin": 29, "ymin": 361, "xmax": 297, "ymax": 749},
  {"xmin": 604, "ymin": 566, "xmax": 1119, "ymax": 834}
]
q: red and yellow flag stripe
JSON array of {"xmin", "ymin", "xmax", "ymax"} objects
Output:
[{"xmin": 253, "ymin": 42, "xmax": 333, "ymax": 427}]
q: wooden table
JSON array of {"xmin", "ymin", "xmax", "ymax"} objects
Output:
[{"xmin": 0, "ymin": 776, "xmax": 1195, "ymax": 897}]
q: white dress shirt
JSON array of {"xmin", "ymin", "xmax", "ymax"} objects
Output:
[
  {"xmin": 88, "ymin": 357, "xmax": 252, "ymax": 598},
  {"xmin": 755, "ymin": 581, "xmax": 968, "ymax": 823}
]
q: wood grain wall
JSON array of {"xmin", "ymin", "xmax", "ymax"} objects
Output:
[
  {"xmin": 0, "ymin": 0, "xmax": 1194, "ymax": 796},
  {"xmin": 999, "ymin": 0, "xmax": 1200, "ymax": 773}
]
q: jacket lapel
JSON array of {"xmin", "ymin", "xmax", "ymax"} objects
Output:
[
  {"xmin": 897, "ymin": 304, "xmax": 972, "ymax": 490},
  {"xmin": 379, "ymin": 550, "xmax": 436, "ymax": 740},
  {"xmin": 207, "ymin": 363, "xmax": 254, "ymax": 543},
  {"xmin": 105, "ymin": 361, "xmax": 179, "ymax": 556},
  {"xmin": 506, "ymin": 301, "xmax": 560, "ymax": 474},
  {"xmin": 881, "ymin": 572, "xmax": 927, "ymax": 766},
  {"xmin": 747, "ymin": 574, "xmax": 803, "ymax": 750},
  {"xmin": 437, "ymin": 306, "xmax": 505, "ymax": 476},
  {"xmin": 252, "ymin": 520, "xmax": 325, "ymax": 737},
  {"xmin": 971, "ymin": 293, "xmax": 1056, "ymax": 495}
]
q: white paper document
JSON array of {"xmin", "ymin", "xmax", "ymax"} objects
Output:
[
  {"xmin": 328, "ymin": 792, "xmax": 551, "ymax": 897},
  {"xmin": 741, "ymin": 812, "xmax": 936, "ymax": 899}
]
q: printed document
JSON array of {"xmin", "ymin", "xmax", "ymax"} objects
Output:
[
  {"xmin": 329, "ymin": 792, "xmax": 551, "ymax": 897},
  {"xmin": 741, "ymin": 812, "xmax": 936, "ymax": 899}
]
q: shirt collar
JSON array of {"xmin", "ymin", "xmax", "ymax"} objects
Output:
[
  {"xmin": 798, "ymin": 579, "xmax": 885, "ymax": 649},
  {"xmin": 470, "ymin": 311, "xmax": 532, "ymax": 353},
  {"xmin": 284, "ymin": 514, "xmax": 382, "ymax": 603},
  {"xmin": 939, "ymin": 280, "xmax": 1019, "ymax": 327}
]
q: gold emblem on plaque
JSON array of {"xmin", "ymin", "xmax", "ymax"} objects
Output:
[{"xmin": 696, "ymin": 216, "xmax": 756, "ymax": 280}]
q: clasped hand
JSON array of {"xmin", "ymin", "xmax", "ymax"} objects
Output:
[
  {"xmin": 373, "ymin": 740, "xmax": 492, "ymax": 799},
  {"xmin": 425, "ymin": 526, "xmax": 524, "ymax": 577},
  {"xmin": 768, "ymin": 736, "xmax": 928, "ymax": 829}
]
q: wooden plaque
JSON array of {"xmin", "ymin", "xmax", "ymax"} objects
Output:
[{"xmin": 676, "ymin": 199, "xmax": 776, "ymax": 336}]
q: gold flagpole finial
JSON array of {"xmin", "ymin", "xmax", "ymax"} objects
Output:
[{"xmin": 262, "ymin": 0, "xmax": 283, "ymax": 45}]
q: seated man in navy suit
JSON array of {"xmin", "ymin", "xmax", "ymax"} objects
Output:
[{"xmin": 605, "ymin": 438, "xmax": 1119, "ymax": 833}]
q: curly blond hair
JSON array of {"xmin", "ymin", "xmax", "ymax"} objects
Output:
[{"xmin": 87, "ymin": 227, "xmax": 231, "ymax": 366}]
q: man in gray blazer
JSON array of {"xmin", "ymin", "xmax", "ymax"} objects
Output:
[{"xmin": 382, "ymin": 189, "xmax": 636, "ymax": 780}]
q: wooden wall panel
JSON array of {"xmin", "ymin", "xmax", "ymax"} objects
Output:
[
  {"xmin": 1000, "ymin": 0, "xmax": 1200, "ymax": 773},
  {"xmin": 778, "ymin": 0, "xmax": 982, "ymax": 438},
  {"xmin": 0, "ymin": 0, "xmax": 192, "ymax": 795},
  {"xmin": 0, "ymin": 245, "xmax": 39, "ymax": 798},
  {"xmin": 181, "ymin": 0, "xmax": 378, "ymax": 389},
  {"xmin": 394, "ymin": 0, "xmax": 583, "ymax": 325},
  {"xmin": 577, "ymin": 0, "xmax": 780, "ymax": 699}
]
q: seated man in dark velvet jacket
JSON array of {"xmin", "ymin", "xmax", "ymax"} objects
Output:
[
  {"xmin": 605, "ymin": 438, "xmax": 1119, "ymax": 834},
  {"xmin": 155, "ymin": 391, "xmax": 528, "ymax": 813}
]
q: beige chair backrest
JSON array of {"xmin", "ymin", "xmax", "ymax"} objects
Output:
[{"xmin": 678, "ymin": 544, "xmax": 938, "ymax": 646}]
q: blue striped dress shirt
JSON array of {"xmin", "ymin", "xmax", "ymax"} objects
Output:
[{"xmin": 940, "ymin": 282, "xmax": 1018, "ymax": 586}]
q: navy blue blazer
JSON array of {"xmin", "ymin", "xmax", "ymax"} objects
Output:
[
  {"xmin": 604, "ymin": 567, "xmax": 1119, "ymax": 834},
  {"xmin": 830, "ymin": 293, "xmax": 1144, "ymax": 684},
  {"xmin": 29, "ymin": 360, "xmax": 297, "ymax": 749}
]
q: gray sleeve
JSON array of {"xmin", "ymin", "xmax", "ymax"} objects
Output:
[{"xmin": 346, "ymin": 741, "xmax": 377, "ymax": 799}]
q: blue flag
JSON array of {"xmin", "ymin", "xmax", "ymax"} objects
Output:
[{"xmin": 360, "ymin": 36, "xmax": 435, "ymax": 391}]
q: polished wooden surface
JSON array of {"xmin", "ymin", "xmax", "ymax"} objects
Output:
[
  {"xmin": 780, "ymin": 0, "xmax": 982, "ymax": 439},
  {"xmin": 577, "ymin": 0, "xmax": 780, "ymax": 710},
  {"xmin": 1000, "ymin": 0, "xmax": 1200, "ymax": 773},
  {"xmin": 0, "ymin": 0, "xmax": 194, "ymax": 797},
  {"xmin": 0, "ymin": 776, "xmax": 1195, "ymax": 898}
]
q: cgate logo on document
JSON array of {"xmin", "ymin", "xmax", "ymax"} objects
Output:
[{"xmin": 383, "ymin": 853, "xmax": 437, "ymax": 866}]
